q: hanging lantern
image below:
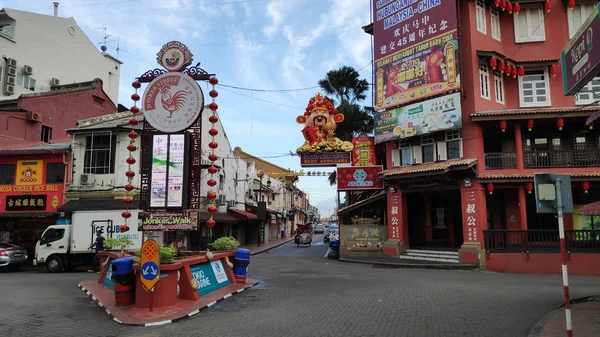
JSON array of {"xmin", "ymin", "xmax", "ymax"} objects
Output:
[
  {"xmin": 526, "ymin": 182, "xmax": 534, "ymax": 194},
  {"xmin": 527, "ymin": 119, "xmax": 534, "ymax": 131},
  {"xmin": 499, "ymin": 120, "xmax": 507, "ymax": 132},
  {"xmin": 545, "ymin": 0, "xmax": 551, "ymax": 13},
  {"xmin": 120, "ymin": 81, "xmax": 141, "ymax": 234},
  {"xmin": 514, "ymin": 3, "xmax": 521, "ymax": 14},
  {"xmin": 494, "ymin": 0, "xmax": 500, "ymax": 7},
  {"xmin": 206, "ymin": 76, "xmax": 220, "ymax": 234},
  {"xmin": 505, "ymin": 63, "xmax": 512, "ymax": 76},
  {"xmin": 550, "ymin": 64, "xmax": 557, "ymax": 78},
  {"xmin": 557, "ymin": 118, "xmax": 564, "ymax": 131},
  {"xmin": 582, "ymin": 181, "xmax": 590, "ymax": 194},
  {"xmin": 490, "ymin": 57, "xmax": 497, "ymax": 69},
  {"xmin": 487, "ymin": 183, "xmax": 495, "ymax": 195},
  {"xmin": 590, "ymin": 124, "xmax": 594, "ymax": 130},
  {"xmin": 568, "ymin": 0, "xmax": 575, "ymax": 10},
  {"xmin": 498, "ymin": 61, "xmax": 505, "ymax": 74},
  {"xmin": 518, "ymin": 66, "xmax": 525, "ymax": 77},
  {"xmin": 511, "ymin": 66, "xmax": 517, "ymax": 79},
  {"xmin": 507, "ymin": 2, "xmax": 513, "ymax": 14},
  {"xmin": 501, "ymin": 0, "xmax": 507, "ymax": 11}
]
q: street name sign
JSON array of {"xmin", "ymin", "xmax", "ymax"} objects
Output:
[{"xmin": 140, "ymin": 239, "xmax": 160, "ymax": 291}]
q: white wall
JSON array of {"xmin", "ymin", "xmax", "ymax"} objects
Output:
[
  {"xmin": 71, "ymin": 210, "xmax": 142, "ymax": 253},
  {"xmin": 0, "ymin": 9, "xmax": 121, "ymax": 104}
]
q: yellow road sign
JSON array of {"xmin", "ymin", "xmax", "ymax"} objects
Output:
[{"xmin": 140, "ymin": 239, "xmax": 160, "ymax": 291}]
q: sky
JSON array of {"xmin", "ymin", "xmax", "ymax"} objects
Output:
[{"xmin": 1, "ymin": 0, "xmax": 374, "ymax": 217}]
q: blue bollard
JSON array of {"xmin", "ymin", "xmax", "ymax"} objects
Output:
[{"xmin": 233, "ymin": 248, "xmax": 251, "ymax": 282}]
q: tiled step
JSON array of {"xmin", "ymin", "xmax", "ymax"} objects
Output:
[
  {"xmin": 400, "ymin": 249, "xmax": 460, "ymax": 264},
  {"xmin": 406, "ymin": 249, "xmax": 459, "ymax": 256}
]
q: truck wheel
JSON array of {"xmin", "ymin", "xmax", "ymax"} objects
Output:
[{"xmin": 46, "ymin": 256, "xmax": 64, "ymax": 273}]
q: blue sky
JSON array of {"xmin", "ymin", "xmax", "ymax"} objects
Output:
[{"xmin": 2, "ymin": 0, "xmax": 374, "ymax": 216}]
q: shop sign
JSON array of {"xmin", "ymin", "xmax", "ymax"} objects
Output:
[
  {"xmin": 190, "ymin": 260, "xmax": 230, "ymax": 296},
  {"xmin": 351, "ymin": 135, "xmax": 376, "ymax": 166},
  {"xmin": 337, "ymin": 166, "xmax": 384, "ymax": 191},
  {"xmin": 156, "ymin": 41, "xmax": 194, "ymax": 72},
  {"xmin": 388, "ymin": 192, "xmax": 401, "ymax": 240},
  {"xmin": 373, "ymin": 0, "xmax": 460, "ymax": 110},
  {"xmin": 16, "ymin": 160, "xmax": 44, "ymax": 185},
  {"xmin": 5, "ymin": 195, "xmax": 47, "ymax": 211},
  {"xmin": 561, "ymin": 3, "xmax": 600, "ymax": 95},
  {"xmin": 344, "ymin": 225, "xmax": 384, "ymax": 251},
  {"xmin": 139, "ymin": 212, "xmax": 196, "ymax": 231},
  {"xmin": 149, "ymin": 134, "xmax": 187, "ymax": 209},
  {"xmin": 0, "ymin": 184, "xmax": 60, "ymax": 193},
  {"xmin": 374, "ymin": 92, "xmax": 461, "ymax": 143},
  {"xmin": 463, "ymin": 191, "xmax": 478, "ymax": 242},
  {"xmin": 300, "ymin": 152, "xmax": 351, "ymax": 167}
]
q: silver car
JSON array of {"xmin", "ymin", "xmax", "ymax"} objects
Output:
[{"xmin": 0, "ymin": 243, "xmax": 28, "ymax": 271}]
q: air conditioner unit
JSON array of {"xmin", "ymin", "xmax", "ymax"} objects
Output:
[
  {"xmin": 218, "ymin": 195, "xmax": 226, "ymax": 205},
  {"xmin": 6, "ymin": 67, "xmax": 16, "ymax": 76},
  {"xmin": 50, "ymin": 78, "xmax": 60, "ymax": 87},
  {"xmin": 227, "ymin": 200, "xmax": 236, "ymax": 208},
  {"xmin": 22, "ymin": 65, "xmax": 33, "ymax": 75},
  {"xmin": 28, "ymin": 111, "xmax": 42, "ymax": 123},
  {"xmin": 80, "ymin": 174, "xmax": 94, "ymax": 186},
  {"xmin": 3, "ymin": 83, "xmax": 14, "ymax": 95},
  {"xmin": 5, "ymin": 75, "xmax": 15, "ymax": 85},
  {"xmin": 6, "ymin": 58, "xmax": 16, "ymax": 67}
]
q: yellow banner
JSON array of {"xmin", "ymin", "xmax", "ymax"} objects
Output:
[{"xmin": 16, "ymin": 160, "xmax": 44, "ymax": 186}]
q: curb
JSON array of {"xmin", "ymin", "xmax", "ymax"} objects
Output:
[
  {"xmin": 78, "ymin": 282, "xmax": 258, "ymax": 326},
  {"xmin": 338, "ymin": 257, "xmax": 480, "ymax": 271},
  {"xmin": 527, "ymin": 295, "xmax": 600, "ymax": 337},
  {"xmin": 250, "ymin": 239, "xmax": 293, "ymax": 256}
]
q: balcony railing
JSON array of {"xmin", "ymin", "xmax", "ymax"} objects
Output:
[
  {"xmin": 483, "ymin": 229, "xmax": 600, "ymax": 253},
  {"xmin": 484, "ymin": 152, "xmax": 517, "ymax": 170},
  {"xmin": 523, "ymin": 150, "xmax": 600, "ymax": 168}
]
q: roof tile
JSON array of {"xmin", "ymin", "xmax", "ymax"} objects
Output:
[{"xmin": 381, "ymin": 158, "xmax": 477, "ymax": 177}]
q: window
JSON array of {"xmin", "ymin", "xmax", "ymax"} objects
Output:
[
  {"xmin": 16, "ymin": 73, "xmax": 36, "ymax": 91},
  {"xmin": 568, "ymin": 3, "xmax": 597, "ymax": 38},
  {"xmin": 46, "ymin": 163, "xmax": 65, "ymax": 184},
  {"xmin": 41, "ymin": 125, "xmax": 52, "ymax": 143},
  {"xmin": 514, "ymin": 5, "xmax": 545, "ymax": 43},
  {"xmin": 576, "ymin": 77, "xmax": 600, "ymax": 104},
  {"xmin": 41, "ymin": 228, "xmax": 65, "ymax": 244},
  {"xmin": 421, "ymin": 135, "xmax": 435, "ymax": 163},
  {"xmin": 83, "ymin": 135, "xmax": 117, "ymax": 174},
  {"xmin": 219, "ymin": 174, "xmax": 224, "ymax": 190},
  {"xmin": 490, "ymin": 7, "xmax": 501, "ymax": 41},
  {"xmin": 446, "ymin": 130, "xmax": 461, "ymax": 160},
  {"xmin": 0, "ymin": 24, "xmax": 13, "ymax": 38},
  {"xmin": 0, "ymin": 66, "xmax": 2, "ymax": 83},
  {"xmin": 476, "ymin": 0, "xmax": 487, "ymax": 34},
  {"xmin": 399, "ymin": 140, "xmax": 412, "ymax": 166},
  {"xmin": 519, "ymin": 69, "xmax": 551, "ymax": 107},
  {"xmin": 479, "ymin": 61, "xmax": 490, "ymax": 100},
  {"xmin": 494, "ymin": 71, "xmax": 505, "ymax": 104},
  {"xmin": 0, "ymin": 164, "xmax": 16, "ymax": 184}
]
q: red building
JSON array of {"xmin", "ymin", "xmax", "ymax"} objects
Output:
[
  {"xmin": 0, "ymin": 78, "xmax": 116, "ymax": 145},
  {"xmin": 354, "ymin": 1, "xmax": 600, "ymax": 275}
]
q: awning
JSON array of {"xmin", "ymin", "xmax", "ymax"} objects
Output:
[
  {"xmin": 58, "ymin": 197, "xmax": 140, "ymax": 212},
  {"xmin": 0, "ymin": 212, "xmax": 58, "ymax": 218},
  {"xmin": 586, "ymin": 110, "xmax": 600, "ymax": 126},
  {"xmin": 471, "ymin": 106, "xmax": 600, "ymax": 121},
  {"xmin": 478, "ymin": 171, "xmax": 600, "ymax": 182},
  {"xmin": 338, "ymin": 190, "xmax": 387, "ymax": 215},
  {"xmin": 380, "ymin": 158, "xmax": 477, "ymax": 178},
  {"xmin": 228, "ymin": 208, "xmax": 258, "ymax": 220},
  {"xmin": 579, "ymin": 201, "xmax": 600, "ymax": 216},
  {"xmin": 198, "ymin": 210, "xmax": 241, "ymax": 223},
  {"xmin": 476, "ymin": 50, "xmax": 558, "ymax": 67}
]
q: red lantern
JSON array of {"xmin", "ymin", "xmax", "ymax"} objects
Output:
[
  {"xmin": 131, "ymin": 93, "xmax": 140, "ymax": 101},
  {"xmin": 124, "ymin": 184, "xmax": 134, "ymax": 191},
  {"xmin": 126, "ymin": 157, "xmax": 136, "ymax": 165},
  {"xmin": 120, "ymin": 225, "xmax": 130, "ymax": 233},
  {"xmin": 500, "ymin": 0, "xmax": 506, "ymax": 11},
  {"xmin": 498, "ymin": 61, "xmax": 505, "ymax": 74},
  {"xmin": 487, "ymin": 183, "xmax": 495, "ymax": 195},
  {"xmin": 206, "ymin": 219, "xmax": 216, "ymax": 228},
  {"xmin": 209, "ymin": 77, "xmax": 219, "ymax": 85},
  {"xmin": 550, "ymin": 64, "xmax": 557, "ymax": 78},
  {"xmin": 526, "ymin": 182, "xmax": 534, "ymax": 194},
  {"xmin": 527, "ymin": 119, "xmax": 534, "ymax": 131},
  {"xmin": 511, "ymin": 66, "xmax": 517, "ymax": 79},
  {"xmin": 514, "ymin": 3, "xmax": 521, "ymax": 14},
  {"xmin": 557, "ymin": 118, "xmax": 564, "ymax": 131},
  {"xmin": 568, "ymin": 0, "xmax": 575, "ymax": 10},
  {"xmin": 207, "ymin": 191, "xmax": 217, "ymax": 200},
  {"xmin": 490, "ymin": 57, "xmax": 497, "ymax": 70},
  {"xmin": 590, "ymin": 124, "xmax": 594, "ymax": 130},
  {"xmin": 121, "ymin": 211, "xmax": 131, "ymax": 219},
  {"xmin": 507, "ymin": 2, "xmax": 513, "ymax": 14},
  {"xmin": 208, "ymin": 102, "xmax": 218, "ymax": 111},
  {"xmin": 127, "ymin": 144, "xmax": 137, "ymax": 152},
  {"xmin": 132, "ymin": 81, "xmax": 141, "ymax": 89},
  {"xmin": 582, "ymin": 181, "xmax": 590, "ymax": 194},
  {"xmin": 518, "ymin": 66, "xmax": 525, "ymax": 77},
  {"xmin": 209, "ymin": 90, "xmax": 218, "ymax": 98},
  {"xmin": 123, "ymin": 197, "xmax": 133, "ymax": 205},
  {"xmin": 125, "ymin": 170, "xmax": 135, "ymax": 178},
  {"xmin": 208, "ymin": 166, "xmax": 218, "ymax": 174},
  {"xmin": 207, "ymin": 179, "xmax": 217, "ymax": 187},
  {"xmin": 545, "ymin": 0, "xmax": 551, "ymax": 13},
  {"xmin": 505, "ymin": 64, "xmax": 512, "ymax": 75},
  {"xmin": 207, "ymin": 205, "xmax": 218, "ymax": 213},
  {"xmin": 208, "ymin": 153, "xmax": 218, "ymax": 162},
  {"xmin": 208, "ymin": 115, "xmax": 219, "ymax": 123},
  {"xmin": 208, "ymin": 141, "xmax": 219, "ymax": 149},
  {"xmin": 499, "ymin": 120, "xmax": 507, "ymax": 132},
  {"xmin": 494, "ymin": 0, "xmax": 500, "ymax": 7},
  {"xmin": 209, "ymin": 128, "xmax": 218, "ymax": 136}
]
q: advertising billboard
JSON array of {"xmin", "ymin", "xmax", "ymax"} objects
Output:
[
  {"xmin": 351, "ymin": 135, "xmax": 377, "ymax": 166},
  {"xmin": 337, "ymin": 165, "xmax": 384, "ymax": 191},
  {"xmin": 561, "ymin": 3, "xmax": 600, "ymax": 95},
  {"xmin": 374, "ymin": 92, "xmax": 461, "ymax": 144},
  {"xmin": 373, "ymin": 0, "xmax": 460, "ymax": 110},
  {"xmin": 149, "ymin": 133, "xmax": 188, "ymax": 209},
  {"xmin": 139, "ymin": 211, "xmax": 197, "ymax": 231}
]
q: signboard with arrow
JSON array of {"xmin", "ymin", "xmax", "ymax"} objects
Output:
[{"xmin": 140, "ymin": 239, "xmax": 160, "ymax": 292}]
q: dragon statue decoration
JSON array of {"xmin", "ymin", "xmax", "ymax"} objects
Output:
[{"xmin": 295, "ymin": 93, "xmax": 354, "ymax": 154}]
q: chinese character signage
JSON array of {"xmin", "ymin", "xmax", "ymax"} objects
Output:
[
  {"xmin": 139, "ymin": 211, "xmax": 196, "ymax": 231},
  {"xmin": 16, "ymin": 160, "xmax": 44, "ymax": 185},
  {"xmin": 388, "ymin": 192, "xmax": 400, "ymax": 240},
  {"xmin": 351, "ymin": 135, "xmax": 376, "ymax": 166},
  {"xmin": 373, "ymin": 0, "xmax": 460, "ymax": 110},
  {"xmin": 150, "ymin": 134, "xmax": 188, "ymax": 209},
  {"xmin": 300, "ymin": 152, "xmax": 351, "ymax": 167},
  {"xmin": 374, "ymin": 92, "xmax": 461, "ymax": 144},
  {"xmin": 5, "ymin": 195, "xmax": 47, "ymax": 211},
  {"xmin": 337, "ymin": 166, "xmax": 384, "ymax": 191},
  {"xmin": 463, "ymin": 191, "xmax": 478, "ymax": 242},
  {"xmin": 344, "ymin": 225, "xmax": 385, "ymax": 252},
  {"xmin": 562, "ymin": 3, "xmax": 600, "ymax": 95}
]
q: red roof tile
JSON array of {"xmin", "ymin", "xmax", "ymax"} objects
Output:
[
  {"xmin": 579, "ymin": 201, "xmax": 600, "ymax": 216},
  {"xmin": 478, "ymin": 171, "xmax": 600, "ymax": 179},
  {"xmin": 381, "ymin": 158, "xmax": 477, "ymax": 177},
  {"xmin": 471, "ymin": 106, "xmax": 600, "ymax": 119}
]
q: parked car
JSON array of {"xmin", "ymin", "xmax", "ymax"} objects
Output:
[
  {"xmin": 0, "ymin": 243, "xmax": 28, "ymax": 271},
  {"xmin": 314, "ymin": 224, "xmax": 325, "ymax": 234}
]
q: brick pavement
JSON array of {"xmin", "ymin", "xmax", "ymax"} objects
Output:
[
  {"xmin": 536, "ymin": 300, "xmax": 600, "ymax": 337},
  {"xmin": 1, "ymin": 243, "xmax": 600, "ymax": 337}
]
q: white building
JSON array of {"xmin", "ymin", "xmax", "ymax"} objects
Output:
[{"xmin": 0, "ymin": 4, "xmax": 122, "ymax": 105}]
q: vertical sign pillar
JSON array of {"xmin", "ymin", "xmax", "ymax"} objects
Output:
[{"xmin": 555, "ymin": 178, "xmax": 573, "ymax": 337}]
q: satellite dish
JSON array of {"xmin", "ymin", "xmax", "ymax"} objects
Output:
[{"xmin": 100, "ymin": 45, "xmax": 107, "ymax": 52}]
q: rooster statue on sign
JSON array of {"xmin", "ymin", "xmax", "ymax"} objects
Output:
[{"xmin": 159, "ymin": 84, "xmax": 188, "ymax": 118}]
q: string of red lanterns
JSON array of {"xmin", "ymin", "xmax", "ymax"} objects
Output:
[
  {"xmin": 206, "ymin": 77, "xmax": 220, "ymax": 237},
  {"xmin": 488, "ymin": 57, "xmax": 532, "ymax": 79},
  {"xmin": 526, "ymin": 182, "xmax": 534, "ymax": 194}
]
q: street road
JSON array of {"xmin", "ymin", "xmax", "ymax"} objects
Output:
[{"xmin": 1, "ymin": 238, "xmax": 600, "ymax": 337}]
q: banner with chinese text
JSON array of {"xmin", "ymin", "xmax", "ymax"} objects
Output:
[
  {"xmin": 343, "ymin": 225, "xmax": 385, "ymax": 252},
  {"xmin": 351, "ymin": 135, "xmax": 376, "ymax": 166}
]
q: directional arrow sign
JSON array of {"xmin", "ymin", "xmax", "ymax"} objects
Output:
[{"xmin": 140, "ymin": 239, "xmax": 160, "ymax": 291}]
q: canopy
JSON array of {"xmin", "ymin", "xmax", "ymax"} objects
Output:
[{"xmin": 578, "ymin": 201, "xmax": 600, "ymax": 216}]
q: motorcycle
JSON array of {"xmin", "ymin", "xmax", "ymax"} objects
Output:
[{"xmin": 323, "ymin": 230, "xmax": 337, "ymax": 244}]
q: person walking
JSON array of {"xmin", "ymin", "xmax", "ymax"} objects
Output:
[{"xmin": 89, "ymin": 229, "xmax": 105, "ymax": 273}]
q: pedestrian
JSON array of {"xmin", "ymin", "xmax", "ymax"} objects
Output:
[{"xmin": 89, "ymin": 229, "xmax": 105, "ymax": 272}]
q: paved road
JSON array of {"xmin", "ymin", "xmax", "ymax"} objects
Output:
[{"xmin": 1, "ymin": 242, "xmax": 600, "ymax": 337}]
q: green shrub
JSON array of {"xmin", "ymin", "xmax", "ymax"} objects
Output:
[
  {"xmin": 104, "ymin": 237, "xmax": 134, "ymax": 251},
  {"xmin": 135, "ymin": 244, "xmax": 178, "ymax": 264},
  {"xmin": 211, "ymin": 236, "xmax": 240, "ymax": 252}
]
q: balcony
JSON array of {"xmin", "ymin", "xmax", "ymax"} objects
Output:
[
  {"xmin": 484, "ymin": 152, "xmax": 517, "ymax": 170},
  {"xmin": 483, "ymin": 229, "xmax": 600, "ymax": 253},
  {"xmin": 523, "ymin": 150, "xmax": 600, "ymax": 168}
]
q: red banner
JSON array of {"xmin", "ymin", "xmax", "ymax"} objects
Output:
[
  {"xmin": 300, "ymin": 152, "xmax": 351, "ymax": 167},
  {"xmin": 351, "ymin": 135, "xmax": 376, "ymax": 166},
  {"xmin": 337, "ymin": 166, "xmax": 384, "ymax": 191}
]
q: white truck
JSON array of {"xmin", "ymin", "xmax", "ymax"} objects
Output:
[{"xmin": 34, "ymin": 210, "xmax": 143, "ymax": 273}]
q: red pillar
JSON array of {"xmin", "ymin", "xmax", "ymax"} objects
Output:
[
  {"xmin": 459, "ymin": 179, "xmax": 487, "ymax": 264},
  {"xmin": 514, "ymin": 122, "xmax": 524, "ymax": 170},
  {"xmin": 384, "ymin": 189, "xmax": 408, "ymax": 256},
  {"xmin": 518, "ymin": 186, "xmax": 528, "ymax": 230}
]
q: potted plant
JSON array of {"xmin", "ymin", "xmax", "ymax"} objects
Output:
[
  {"xmin": 135, "ymin": 244, "xmax": 178, "ymax": 264},
  {"xmin": 104, "ymin": 237, "xmax": 135, "ymax": 257},
  {"xmin": 210, "ymin": 236, "xmax": 240, "ymax": 252}
]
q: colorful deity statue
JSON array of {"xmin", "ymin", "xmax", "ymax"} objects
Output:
[{"xmin": 295, "ymin": 93, "xmax": 354, "ymax": 154}]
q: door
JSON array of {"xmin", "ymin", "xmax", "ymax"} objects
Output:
[{"xmin": 37, "ymin": 227, "xmax": 68, "ymax": 260}]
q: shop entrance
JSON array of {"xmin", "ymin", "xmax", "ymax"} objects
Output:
[{"xmin": 406, "ymin": 189, "xmax": 463, "ymax": 249}]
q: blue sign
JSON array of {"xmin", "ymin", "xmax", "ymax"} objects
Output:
[
  {"xmin": 141, "ymin": 261, "xmax": 159, "ymax": 281},
  {"xmin": 190, "ymin": 260, "xmax": 231, "ymax": 296},
  {"xmin": 102, "ymin": 261, "xmax": 115, "ymax": 291}
]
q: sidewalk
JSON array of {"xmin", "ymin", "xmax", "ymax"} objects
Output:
[
  {"xmin": 239, "ymin": 236, "xmax": 293, "ymax": 255},
  {"xmin": 529, "ymin": 297, "xmax": 600, "ymax": 337},
  {"xmin": 339, "ymin": 256, "xmax": 479, "ymax": 270}
]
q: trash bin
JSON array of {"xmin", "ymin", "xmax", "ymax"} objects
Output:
[
  {"xmin": 281, "ymin": 230, "xmax": 285, "ymax": 239},
  {"xmin": 111, "ymin": 257, "xmax": 135, "ymax": 306},
  {"xmin": 233, "ymin": 248, "xmax": 251, "ymax": 284},
  {"xmin": 328, "ymin": 240, "xmax": 340, "ymax": 260}
]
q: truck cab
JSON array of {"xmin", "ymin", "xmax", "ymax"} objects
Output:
[{"xmin": 34, "ymin": 223, "xmax": 76, "ymax": 272}]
